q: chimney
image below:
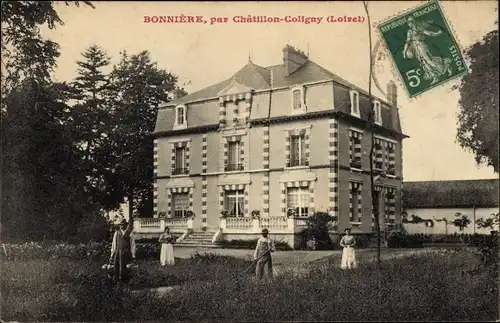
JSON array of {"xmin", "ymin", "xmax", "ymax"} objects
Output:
[
  {"xmin": 386, "ymin": 80, "xmax": 397, "ymax": 107},
  {"xmin": 387, "ymin": 80, "xmax": 400, "ymax": 132},
  {"xmin": 283, "ymin": 44, "xmax": 309, "ymax": 76},
  {"xmin": 173, "ymin": 87, "xmax": 184, "ymax": 100}
]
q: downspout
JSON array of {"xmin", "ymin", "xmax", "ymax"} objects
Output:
[
  {"xmin": 268, "ymin": 70, "xmax": 273, "ymax": 119},
  {"xmin": 268, "ymin": 70, "xmax": 273, "ymax": 217}
]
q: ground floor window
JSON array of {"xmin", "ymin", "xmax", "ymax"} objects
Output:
[
  {"xmin": 172, "ymin": 192, "xmax": 189, "ymax": 218},
  {"xmin": 225, "ymin": 189, "xmax": 244, "ymax": 217},
  {"xmin": 350, "ymin": 186, "xmax": 361, "ymax": 222},
  {"xmin": 287, "ymin": 187, "xmax": 309, "ymax": 217}
]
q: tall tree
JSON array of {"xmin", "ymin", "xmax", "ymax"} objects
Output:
[
  {"xmin": 1, "ymin": 80, "xmax": 89, "ymax": 240},
  {"xmin": 1, "ymin": 1, "xmax": 96, "ymax": 241},
  {"xmin": 454, "ymin": 24, "xmax": 499, "ymax": 173},
  {"xmin": 70, "ymin": 45, "xmax": 113, "ymax": 201},
  {"xmin": 106, "ymin": 51, "xmax": 180, "ymax": 219}
]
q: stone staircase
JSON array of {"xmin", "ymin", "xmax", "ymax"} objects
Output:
[{"xmin": 175, "ymin": 231, "xmax": 221, "ymax": 248}]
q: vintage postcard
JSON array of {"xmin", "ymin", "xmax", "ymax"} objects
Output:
[{"xmin": 1, "ymin": 1, "xmax": 498, "ymax": 322}]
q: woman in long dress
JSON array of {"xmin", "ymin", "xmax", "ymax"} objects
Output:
[
  {"xmin": 108, "ymin": 218, "xmax": 134, "ymax": 282},
  {"xmin": 340, "ymin": 228, "xmax": 357, "ymax": 270},
  {"xmin": 402, "ymin": 17, "xmax": 452, "ymax": 85},
  {"xmin": 159, "ymin": 227, "xmax": 175, "ymax": 266}
]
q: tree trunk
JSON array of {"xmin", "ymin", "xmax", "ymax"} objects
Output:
[
  {"xmin": 127, "ymin": 187, "xmax": 134, "ymax": 221},
  {"xmin": 364, "ymin": 0, "xmax": 383, "ymax": 302}
]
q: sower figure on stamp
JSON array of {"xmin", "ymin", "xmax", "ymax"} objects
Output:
[
  {"xmin": 108, "ymin": 217, "xmax": 134, "ymax": 283},
  {"xmin": 254, "ymin": 228, "xmax": 276, "ymax": 280},
  {"xmin": 402, "ymin": 17, "xmax": 452, "ymax": 85}
]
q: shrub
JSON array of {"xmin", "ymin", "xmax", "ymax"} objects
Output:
[
  {"xmin": 220, "ymin": 239, "xmax": 292, "ymax": 251},
  {"xmin": 299, "ymin": 212, "xmax": 335, "ymax": 250},
  {"xmin": 471, "ymin": 233, "xmax": 499, "ymax": 268},
  {"xmin": 0, "ymin": 242, "xmax": 110, "ymax": 262},
  {"xmin": 354, "ymin": 233, "xmax": 375, "ymax": 249},
  {"xmin": 387, "ymin": 232, "xmax": 423, "ymax": 248},
  {"xmin": 75, "ymin": 211, "xmax": 112, "ymax": 244}
]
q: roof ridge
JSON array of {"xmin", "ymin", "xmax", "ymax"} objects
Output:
[{"xmin": 404, "ymin": 179, "xmax": 499, "ymax": 183}]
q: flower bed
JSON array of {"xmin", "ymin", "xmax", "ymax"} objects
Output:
[{"xmin": 0, "ymin": 242, "xmax": 110, "ymax": 261}]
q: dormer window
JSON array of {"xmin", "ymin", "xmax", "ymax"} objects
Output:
[
  {"xmin": 350, "ymin": 90, "xmax": 360, "ymax": 117},
  {"xmin": 291, "ymin": 86, "xmax": 305, "ymax": 113},
  {"xmin": 373, "ymin": 100, "xmax": 382, "ymax": 125},
  {"xmin": 174, "ymin": 104, "xmax": 187, "ymax": 130}
]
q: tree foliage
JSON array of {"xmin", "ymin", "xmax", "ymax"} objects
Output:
[
  {"xmin": 1, "ymin": 80, "xmax": 91, "ymax": 240},
  {"xmin": 104, "ymin": 50, "xmax": 179, "ymax": 218},
  {"xmin": 1, "ymin": 1, "xmax": 186, "ymax": 241},
  {"xmin": 455, "ymin": 26, "xmax": 499, "ymax": 173},
  {"xmin": 452, "ymin": 212, "xmax": 471, "ymax": 232},
  {"xmin": 70, "ymin": 45, "xmax": 114, "ymax": 204},
  {"xmin": 477, "ymin": 213, "xmax": 500, "ymax": 232},
  {"xmin": 300, "ymin": 212, "xmax": 335, "ymax": 250},
  {"xmin": 1, "ymin": 1, "xmax": 94, "ymax": 112}
]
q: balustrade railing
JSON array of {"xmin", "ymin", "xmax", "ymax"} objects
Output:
[
  {"xmin": 260, "ymin": 217, "xmax": 288, "ymax": 230},
  {"xmin": 133, "ymin": 217, "xmax": 190, "ymax": 233},
  {"xmin": 138, "ymin": 218, "xmax": 162, "ymax": 229},
  {"xmin": 225, "ymin": 217, "xmax": 253, "ymax": 229},
  {"xmin": 166, "ymin": 217, "xmax": 189, "ymax": 230},
  {"xmin": 293, "ymin": 217, "xmax": 308, "ymax": 229}
]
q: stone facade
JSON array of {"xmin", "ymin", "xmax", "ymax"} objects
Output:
[{"xmin": 151, "ymin": 45, "xmax": 407, "ymax": 245}]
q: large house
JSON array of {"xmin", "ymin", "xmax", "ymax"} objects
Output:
[
  {"xmin": 134, "ymin": 45, "xmax": 408, "ymax": 248},
  {"xmin": 403, "ymin": 179, "xmax": 499, "ymax": 235}
]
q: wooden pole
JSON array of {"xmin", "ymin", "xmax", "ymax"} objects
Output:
[
  {"xmin": 363, "ymin": 0, "xmax": 382, "ymax": 302},
  {"xmin": 473, "ymin": 205, "xmax": 476, "ymax": 234}
]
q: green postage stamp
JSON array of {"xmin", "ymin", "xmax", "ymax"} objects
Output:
[{"xmin": 377, "ymin": 0, "xmax": 468, "ymax": 98}]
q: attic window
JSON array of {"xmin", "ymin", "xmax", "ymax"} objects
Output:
[
  {"xmin": 350, "ymin": 90, "xmax": 360, "ymax": 117},
  {"xmin": 173, "ymin": 105, "xmax": 187, "ymax": 130},
  {"xmin": 291, "ymin": 86, "xmax": 305, "ymax": 113},
  {"xmin": 373, "ymin": 100, "xmax": 382, "ymax": 125}
]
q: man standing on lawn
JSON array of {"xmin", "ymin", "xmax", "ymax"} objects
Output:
[{"xmin": 254, "ymin": 228, "xmax": 276, "ymax": 280}]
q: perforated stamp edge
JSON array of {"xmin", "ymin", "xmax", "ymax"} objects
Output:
[{"xmin": 372, "ymin": 0, "xmax": 469, "ymax": 102}]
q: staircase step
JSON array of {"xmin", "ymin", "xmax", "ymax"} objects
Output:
[
  {"xmin": 179, "ymin": 239, "xmax": 212, "ymax": 243},
  {"xmin": 189, "ymin": 233, "xmax": 215, "ymax": 237},
  {"xmin": 175, "ymin": 243, "xmax": 220, "ymax": 248}
]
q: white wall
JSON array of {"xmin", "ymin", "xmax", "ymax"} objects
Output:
[{"xmin": 404, "ymin": 207, "xmax": 499, "ymax": 235}]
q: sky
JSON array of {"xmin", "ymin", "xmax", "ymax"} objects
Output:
[{"xmin": 41, "ymin": 0, "xmax": 498, "ymax": 182}]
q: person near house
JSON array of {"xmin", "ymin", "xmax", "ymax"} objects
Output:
[
  {"xmin": 130, "ymin": 232, "xmax": 136, "ymax": 261},
  {"xmin": 159, "ymin": 226, "xmax": 175, "ymax": 266},
  {"xmin": 340, "ymin": 228, "xmax": 357, "ymax": 270},
  {"xmin": 108, "ymin": 218, "xmax": 134, "ymax": 282},
  {"xmin": 254, "ymin": 228, "xmax": 276, "ymax": 280}
]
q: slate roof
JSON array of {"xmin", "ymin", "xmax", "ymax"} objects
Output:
[
  {"xmin": 403, "ymin": 179, "xmax": 499, "ymax": 208},
  {"xmin": 163, "ymin": 59, "xmax": 390, "ymax": 107}
]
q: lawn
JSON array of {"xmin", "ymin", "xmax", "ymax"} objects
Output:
[{"xmin": 1, "ymin": 246, "xmax": 498, "ymax": 322}]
